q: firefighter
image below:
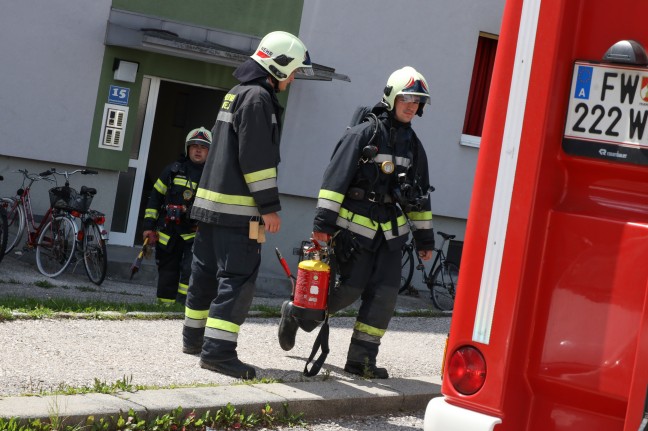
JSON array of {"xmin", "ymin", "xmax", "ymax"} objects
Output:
[
  {"xmin": 142, "ymin": 127, "xmax": 211, "ymax": 305},
  {"xmin": 182, "ymin": 31, "xmax": 314, "ymax": 380},
  {"xmin": 278, "ymin": 66, "xmax": 435, "ymax": 378}
]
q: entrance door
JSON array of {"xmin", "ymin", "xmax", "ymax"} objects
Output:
[{"xmin": 109, "ymin": 77, "xmax": 224, "ymax": 246}]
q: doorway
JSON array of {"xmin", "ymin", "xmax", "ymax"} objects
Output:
[{"xmin": 109, "ymin": 77, "xmax": 225, "ymax": 246}]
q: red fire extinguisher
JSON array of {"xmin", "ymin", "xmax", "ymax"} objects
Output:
[
  {"xmin": 275, "ymin": 239, "xmax": 331, "ymax": 322},
  {"xmin": 275, "ymin": 239, "xmax": 334, "ymax": 377}
]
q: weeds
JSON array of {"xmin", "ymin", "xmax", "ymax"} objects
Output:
[{"xmin": 0, "ymin": 403, "xmax": 306, "ymax": 431}]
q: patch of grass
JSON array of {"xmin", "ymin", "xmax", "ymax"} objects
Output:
[
  {"xmin": 0, "ymin": 403, "xmax": 307, "ymax": 431},
  {"xmin": 33, "ymin": 280, "xmax": 58, "ymax": 289},
  {"xmin": 0, "ymin": 296, "xmax": 185, "ymax": 321},
  {"xmin": 0, "ymin": 278, "xmax": 21, "ymax": 284}
]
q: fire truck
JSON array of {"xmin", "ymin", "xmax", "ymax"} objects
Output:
[{"xmin": 423, "ymin": 0, "xmax": 648, "ymax": 429}]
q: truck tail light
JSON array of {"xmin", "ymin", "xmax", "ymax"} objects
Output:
[{"xmin": 447, "ymin": 345, "xmax": 487, "ymax": 395}]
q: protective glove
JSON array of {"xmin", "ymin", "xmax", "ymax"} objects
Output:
[{"xmin": 142, "ymin": 230, "xmax": 158, "ymax": 245}]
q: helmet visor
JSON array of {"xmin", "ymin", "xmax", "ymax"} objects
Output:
[
  {"xmin": 397, "ymin": 94, "xmax": 431, "ymax": 105},
  {"xmin": 298, "ymin": 51, "xmax": 314, "ymax": 76}
]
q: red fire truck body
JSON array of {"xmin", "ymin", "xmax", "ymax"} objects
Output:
[{"xmin": 424, "ymin": 0, "xmax": 648, "ymax": 430}]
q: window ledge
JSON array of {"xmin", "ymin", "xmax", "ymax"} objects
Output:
[{"xmin": 460, "ymin": 134, "xmax": 481, "ymax": 148}]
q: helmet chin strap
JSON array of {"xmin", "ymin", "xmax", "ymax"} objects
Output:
[{"xmin": 268, "ymin": 75, "xmax": 281, "ymax": 92}]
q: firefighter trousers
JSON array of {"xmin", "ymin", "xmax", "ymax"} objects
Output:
[
  {"xmin": 183, "ymin": 223, "xmax": 260, "ymax": 362},
  {"xmin": 155, "ymin": 235, "xmax": 193, "ymax": 304},
  {"xmin": 328, "ymin": 235, "xmax": 401, "ymax": 365}
]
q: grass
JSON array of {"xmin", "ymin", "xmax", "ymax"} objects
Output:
[{"xmin": 0, "ymin": 403, "xmax": 307, "ymax": 431}]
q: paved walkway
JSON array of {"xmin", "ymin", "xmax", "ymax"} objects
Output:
[{"xmin": 0, "ymin": 245, "xmax": 446, "ymax": 424}]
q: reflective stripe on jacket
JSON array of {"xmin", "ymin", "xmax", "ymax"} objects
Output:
[
  {"xmin": 142, "ymin": 159, "xmax": 203, "ymax": 238},
  {"xmin": 191, "ymin": 79, "xmax": 283, "ymax": 227},
  {"xmin": 314, "ymin": 112, "xmax": 434, "ymax": 251}
]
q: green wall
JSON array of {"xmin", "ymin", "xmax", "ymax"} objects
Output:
[{"xmin": 87, "ymin": 0, "xmax": 303, "ymax": 170}]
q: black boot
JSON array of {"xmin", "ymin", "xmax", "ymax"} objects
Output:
[
  {"xmin": 344, "ymin": 361, "xmax": 389, "ymax": 379},
  {"xmin": 200, "ymin": 357, "xmax": 256, "ymax": 380},
  {"xmin": 200, "ymin": 339, "xmax": 256, "ymax": 380},
  {"xmin": 278, "ymin": 300, "xmax": 299, "ymax": 351},
  {"xmin": 344, "ymin": 337, "xmax": 389, "ymax": 379},
  {"xmin": 182, "ymin": 326, "xmax": 203, "ymax": 355}
]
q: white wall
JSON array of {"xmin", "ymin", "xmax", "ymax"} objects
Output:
[
  {"xmin": 0, "ymin": 0, "xmax": 111, "ymax": 165},
  {"xmin": 281, "ymin": 0, "xmax": 504, "ymax": 220}
]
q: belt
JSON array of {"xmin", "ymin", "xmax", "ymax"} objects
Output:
[{"xmin": 347, "ymin": 187, "xmax": 393, "ymax": 204}]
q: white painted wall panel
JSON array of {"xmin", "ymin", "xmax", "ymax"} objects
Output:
[
  {"xmin": 281, "ymin": 0, "xmax": 505, "ymax": 220},
  {"xmin": 0, "ymin": 0, "xmax": 111, "ymax": 165}
]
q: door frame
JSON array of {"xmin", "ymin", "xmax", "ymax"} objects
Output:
[{"xmin": 108, "ymin": 76, "xmax": 160, "ymax": 246}]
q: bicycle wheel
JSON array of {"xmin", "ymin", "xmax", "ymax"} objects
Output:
[
  {"xmin": 82, "ymin": 220, "xmax": 107, "ymax": 285},
  {"xmin": 1, "ymin": 197, "xmax": 25, "ymax": 253},
  {"xmin": 429, "ymin": 261, "xmax": 459, "ymax": 311},
  {"xmin": 399, "ymin": 245, "xmax": 415, "ymax": 294},
  {"xmin": 0, "ymin": 207, "xmax": 7, "ymax": 264},
  {"xmin": 36, "ymin": 215, "xmax": 76, "ymax": 278}
]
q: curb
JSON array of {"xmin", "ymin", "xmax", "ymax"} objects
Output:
[{"xmin": 0, "ymin": 377, "xmax": 442, "ymax": 423}]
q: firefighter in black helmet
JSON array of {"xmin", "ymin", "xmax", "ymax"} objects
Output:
[
  {"xmin": 278, "ymin": 67, "xmax": 435, "ymax": 379},
  {"xmin": 182, "ymin": 31, "xmax": 314, "ymax": 380},
  {"xmin": 142, "ymin": 127, "xmax": 211, "ymax": 305}
]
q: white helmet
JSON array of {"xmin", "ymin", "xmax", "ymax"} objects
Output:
[
  {"xmin": 382, "ymin": 66, "xmax": 431, "ymax": 116},
  {"xmin": 185, "ymin": 127, "xmax": 212, "ymax": 155},
  {"xmin": 251, "ymin": 31, "xmax": 313, "ymax": 81}
]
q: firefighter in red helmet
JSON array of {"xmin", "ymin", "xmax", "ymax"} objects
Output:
[{"xmin": 279, "ymin": 67, "xmax": 435, "ymax": 378}]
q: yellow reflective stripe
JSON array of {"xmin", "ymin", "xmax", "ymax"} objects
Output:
[
  {"xmin": 379, "ymin": 214, "xmax": 408, "ymax": 232},
  {"xmin": 185, "ymin": 308, "xmax": 209, "ymax": 320},
  {"xmin": 193, "ymin": 196, "xmax": 260, "ymax": 217},
  {"xmin": 339, "ymin": 208, "xmax": 378, "ymax": 229},
  {"xmin": 158, "ymin": 231, "xmax": 170, "ymax": 245},
  {"xmin": 145, "ymin": 209, "xmax": 158, "ymax": 219},
  {"xmin": 206, "ymin": 317, "xmax": 240, "ymax": 334},
  {"xmin": 177, "ymin": 283, "xmax": 188, "ymax": 295},
  {"xmin": 180, "ymin": 232, "xmax": 195, "ymax": 241},
  {"xmin": 154, "ymin": 179, "xmax": 167, "ymax": 195},
  {"xmin": 354, "ymin": 321, "xmax": 386, "ymax": 337},
  {"xmin": 335, "ymin": 214, "xmax": 377, "ymax": 240},
  {"xmin": 196, "ymin": 188, "xmax": 256, "ymax": 207},
  {"xmin": 407, "ymin": 211, "xmax": 433, "ymax": 221},
  {"xmin": 158, "ymin": 298, "xmax": 175, "ymax": 304},
  {"xmin": 319, "ymin": 189, "xmax": 345, "ymax": 204},
  {"xmin": 244, "ymin": 168, "xmax": 277, "ymax": 183},
  {"xmin": 173, "ymin": 177, "xmax": 198, "ymax": 189}
]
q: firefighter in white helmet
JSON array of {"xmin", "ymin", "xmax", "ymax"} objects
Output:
[
  {"xmin": 279, "ymin": 66, "xmax": 435, "ymax": 379},
  {"xmin": 183, "ymin": 31, "xmax": 313, "ymax": 379},
  {"xmin": 142, "ymin": 127, "xmax": 211, "ymax": 305}
]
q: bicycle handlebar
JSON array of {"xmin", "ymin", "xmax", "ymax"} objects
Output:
[{"xmin": 13, "ymin": 169, "xmax": 55, "ymax": 183}]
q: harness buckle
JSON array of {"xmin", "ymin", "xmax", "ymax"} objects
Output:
[{"xmin": 368, "ymin": 191, "xmax": 378, "ymax": 202}]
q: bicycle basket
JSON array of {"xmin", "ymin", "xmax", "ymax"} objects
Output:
[{"xmin": 49, "ymin": 186, "xmax": 92, "ymax": 213}]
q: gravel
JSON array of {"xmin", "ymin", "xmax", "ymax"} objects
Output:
[{"xmin": 0, "ymin": 253, "xmax": 448, "ymax": 429}]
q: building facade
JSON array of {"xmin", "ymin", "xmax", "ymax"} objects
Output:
[{"xmin": 0, "ymin": 0, "xmax": 504, "ymax": 289}]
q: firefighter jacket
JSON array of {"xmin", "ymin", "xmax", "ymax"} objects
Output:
[
  {"xmin": 314, "ymin": 109, "xmax": 435, "ymax": 252},
  {"xmin": 143, "ymin": 157, "xmax": 204, "ymax": 247},
  {"xmin": 191, "ymin": 76, "xmax": 283, "ymax": 227}
]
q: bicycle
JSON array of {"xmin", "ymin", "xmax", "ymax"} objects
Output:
[
  {"xmin": 0, "ymin": 169, "xmax": 56, "ymax": 254},
  {"xmin": 39, "ymin": 168, "xmax": 109, "ymax": 285},
  {"xmin": 0, "ymin": 175, "xmax": 7, "ymax": 264},
  {"xmin": 399, "ymin": 230, "xmax": 459, "ymax": 311}
]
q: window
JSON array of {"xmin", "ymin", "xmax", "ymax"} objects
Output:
[{"xmin": 461, "ymin": 32, "xmax": 498, "ymax": 148}]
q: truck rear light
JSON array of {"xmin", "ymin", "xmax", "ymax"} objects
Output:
[{"xmin": 448, "ymin": 345, "xmax": 487, "ymax": 395}]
